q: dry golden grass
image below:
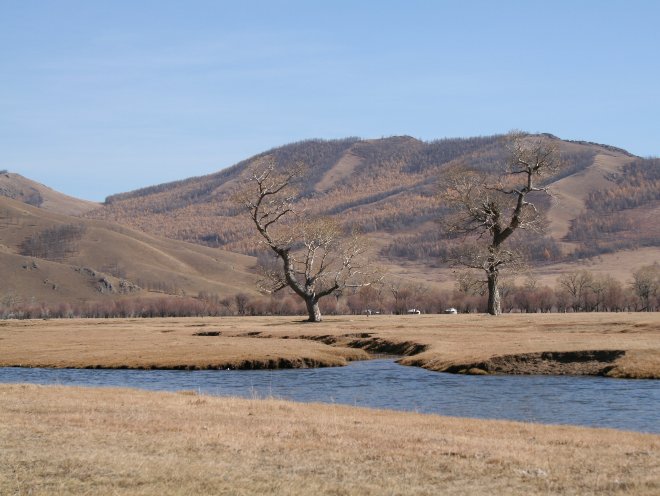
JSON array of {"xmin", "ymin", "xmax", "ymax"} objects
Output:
[
  {"xmin": 0, "ymin": 195, "xmax": 258, "ymax": 304},
  {"xmin": 531, "ymin": 246, "xmax": 660, "ymax": 290},
  {"xmin": 546, "ymin": 149, "xmax": 632, "ymax": 241},
  {"xmin": 0, "ymin": 318, "xmax": 367, "ymax": 369},
  {"xmin": 228, "ymin": 313, "xmax": 660, "ymax": 378},
  {"xmin": 0, "ymin": 383, "xmax": 658, "ymax": 495},
  {"xmin": 0, "ymin": 172, "xmax": 99, "ymax": 216},
  {"xmin": 0, "ymin": 313, "xmax": 658, "ymax": 378}
]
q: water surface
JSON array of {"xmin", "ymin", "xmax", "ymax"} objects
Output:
[{"xmin": 1, "ymin": 360, "xmax": 658, "ymax": 433}]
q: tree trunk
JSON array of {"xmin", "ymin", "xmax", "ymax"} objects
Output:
[
  {"xmin": 305, "ymin": 298, "xmax": 322, "ymax": 322},
  {"xmin": 487, "ymin": 269, "xmax": 501, "ymax": 316}
]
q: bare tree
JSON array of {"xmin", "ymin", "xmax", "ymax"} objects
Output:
[
  {"xmin": 234, "ymin": 293, "xmax": 250, "ymax": 316},
  {"xmin": 238, "ymin": 157, "xmax": 377, "ymax": 322},
  {"xmin": 388, "ymin": 281, "xmax": 427, "ymax": 314},
  {"xmin": 600, "ymin": 275, "xmax": 625, "ymax": 312},
  {"xmin": 631, "ymin": 263, "xmax": 660, "ymax": 311},
  {"xmin": 441, "ymin": 133, "xmax": 562, "ymax": 315},
  {"xmin": 558, "ymin": 269, "xmax": 595, "ymax": 312}
]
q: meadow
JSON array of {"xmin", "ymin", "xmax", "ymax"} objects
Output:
[
  {"xmin": 0, "ymin": 313, "xmax": 658, "ymax": 377},
  {"xmin": 1, "ymin": 313, "xmax": 659, "ymax": 494},
  {"xmin": 1, "ymin": 383, "xmax": 658, "ymax": 495}
]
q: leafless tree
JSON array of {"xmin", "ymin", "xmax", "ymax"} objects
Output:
[
  {"xmin": 19, "ymin": 224, "xmax": 86, "ymax": 261},
  {"xmin": 388, "ymin": 281, "xmax": 427, "ymax": 314},
  {"xmin": 238, "ymin": 156, "xmax": 378, "ymax": 322},
  {"xmin": 600, "ymin": 275, "xmax": 625, "ymax": 312},
  {"xmin": 454, "ymin": 269, "xmax": 487, "ymax": 296},
  {"xmin": 631, "ymin": 263, "xmax": 660, "ymax": 311},
  {"xmin": 558, "ymin": 269, "xmax": 595, "ymax": 312},
  {"xmin": 441, "ymin": 133, "xmax": 562, "ymax": 315}
]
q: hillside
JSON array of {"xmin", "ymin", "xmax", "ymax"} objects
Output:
[
  {"xmin": 0, "ymin": 171, "xmax": 99, "ymax": 216},
  {"xmin": 84, "ymin": 134, "xmax": 659, "ymax": 289},
  {"xmin": 0, "ymin": 196, "xmax": 257, "ymax": 308},
  {"xmin": 2, "ymin": 133, "xmax": 657, "ymax": 309}
]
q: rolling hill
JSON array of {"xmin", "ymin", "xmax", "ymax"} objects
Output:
[
  {"xmin": 85, "ymin": 133, "xmax": 659, "ymax": 289},
  {"xmin": 0, "ymin": 194, "xmax": 257, "ymax": 308},
  {"xmin": 0, "ymin": 171, "xmax": 99, "ymax": 216},
  {"xmin": 1, "ymin": 132, "xmax": 657, "ymax": 310}
]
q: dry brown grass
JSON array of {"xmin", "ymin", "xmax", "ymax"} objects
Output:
[
  {"xmin": 377, "ymin": 245, "xmax": 660, "ymax": 292},
  {"xmin": 0, "ymin": 318, "xmax": 367, "ymax": 369},
  {"xmin": 546, "ymin": 149, "xmax": 632, "ymax": 241},
  {"xmin": 1, "ymin": 314, "xmax": 659, "ymax": 377},
  {"xmin": 0, "ymin": 172, "xmax": 99, "ymax": 216},
  {"xmin": 0, "ymin": 383, "xmax": 658, "ymax": 495},
  {"xmin": 0, "ymin": 195, "xmax": 258, "ymax": 305},
  {"xmin": 531, "ymin": 246, "xmax": 660, "ymax": 290}
]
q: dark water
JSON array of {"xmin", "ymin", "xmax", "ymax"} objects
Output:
[{"xmin": 1, "ymin": 360, "xmax": 658, "ymax": 433}]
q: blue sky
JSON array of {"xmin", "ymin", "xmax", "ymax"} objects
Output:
[{"xmin": 1, "ymin": 0, "xmax": 658, "ymax": 201}]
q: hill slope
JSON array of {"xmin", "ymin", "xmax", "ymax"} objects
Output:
[
  {"xmin": 3, "ymin": 133, "xmax": 657, "ymax": 302},
  {"xmin": 0, "ymin": 171, "xmax": 99, "ymax": 216},
  {"xmin": 86, "ymin": 134, "xmax": 659, "ymax": 277},
  {"xmin": 0, "ymin": 196, "xmax": 257, "ymax": 307}
]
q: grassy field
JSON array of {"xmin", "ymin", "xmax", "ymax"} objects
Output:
[
  {"xmin": 0, "ymin": 313, "xmax": 658, "ymax": 377},
  {"xmin": 1, "ymin": 384, "xmax": 658, "ymax": 495},
  {"xmin": 0, "ymin": 317, "xmax": 368, "ymax": 369}
]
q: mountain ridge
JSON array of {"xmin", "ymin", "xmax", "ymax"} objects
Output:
[
  {"xmin": 2, "ymin": 133, "xmax": 658, "ymax": 306},
  {"xmin": 83, "ymin": 132, "xmax": 659, "ymax": 290},
  {"xmin": 85, "ymin": 134, "xmax": 642, "ymax": 251}
]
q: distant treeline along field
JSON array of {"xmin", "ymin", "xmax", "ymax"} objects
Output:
[{"xmin": 1, "ymin": 264, "xmax": 658, "ymax": 319}]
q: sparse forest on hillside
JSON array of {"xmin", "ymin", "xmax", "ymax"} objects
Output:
[
  {"xmin": 83, "ymin": 135, "xmax": 660, "ymax": 282},
  {"xmin": 87, "ymin": 134, "xmax": 635, "ymax": 264},
  {"xmin": 566, "ymin": 157, "xmax": 660, "ymax": 257},
  {"xmin": 19, "ymin": 224, "xmax": 86, "ymax": 261},
  {"xmin": 3, "ymin": 133, "xmax": 657, "ymax": 316},
  {"xmin": 0, "ymin": 182, "xmax": 43, "ymax": 207}
]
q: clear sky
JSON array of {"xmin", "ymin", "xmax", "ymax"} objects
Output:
[{"xmin": 1, "ymin": 0, "xmax": 658, "ymax": 202}]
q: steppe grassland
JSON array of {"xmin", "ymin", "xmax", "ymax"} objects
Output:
[
  {"xmin": 0, "ymin": 313, "xmax": 658, "ymax": 377},
  {"xmin": 1, "ymin": 384, "xmax": 658, "ymax": 495},
  {"xmin": 0, "ymin": 317, "xmax": 368, "ymax": 368}
]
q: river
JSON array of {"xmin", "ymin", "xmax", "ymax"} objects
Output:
[{"xmin": 1, "ymin": 359, "xmax": 658, "ymax": 433}]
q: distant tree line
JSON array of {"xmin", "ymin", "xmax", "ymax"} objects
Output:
[
  {"xmin": 2, "ymin": 264, "xmax": 657, "ymax": 320},
  {"xmin": 103, "ymin": 138, "xmax": 360, "ymax": 206}
]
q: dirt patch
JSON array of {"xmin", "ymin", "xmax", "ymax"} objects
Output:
[
  {"xmin": 346, "ymin": 337, "xmax": 428, "ymax": 356},
  {"xmin": 442, "ymin": 350, "xmax": 627, "ymax": 376},
  {"xmin": 223, "ymin": 357, "xmax": 346, "ymax": 370},
  {"xmin": 298, "ymin": 334, "xmax": 341, "ymax": 345},
  {"xmin": 193, "ymin": 331, "xmax": 222, "ymax": 336},
  {"xmin": 73, "ymin": 356, "xmax": 347, "ymax": 371},
  {"xmin": 296, "ymin": 333, "xmax": 427, "ymax": 356}
]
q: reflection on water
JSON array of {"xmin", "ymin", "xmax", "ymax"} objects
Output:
[{"xmin": 1, "ymin": 359, "xmax": 658, "ymax": 433}]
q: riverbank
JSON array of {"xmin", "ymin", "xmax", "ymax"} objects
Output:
[
  {"xmin": 0, "ymin": 313, "xmax": 658, "ymax": 377},
  {"xmin": 0, "ymin": 317, "xmax": 369, "ymax": 369},
  {"xmin": 1, "ymin": 384, "xmax": 658, "ymax": 495}
]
